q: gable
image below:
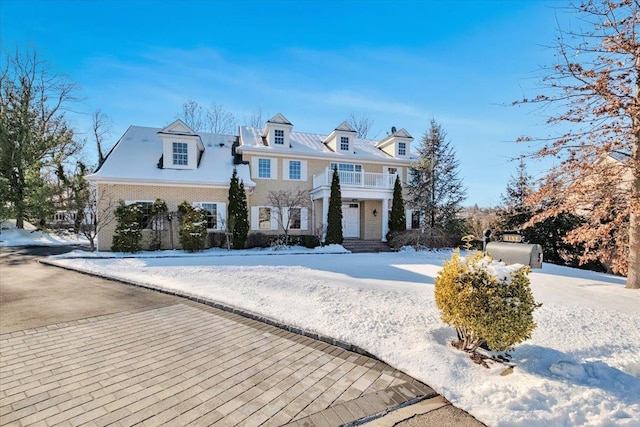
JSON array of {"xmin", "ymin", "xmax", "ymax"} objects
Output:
[
  {"xmin": 266, "ymin": 113, "xmax": 293, "ymax": 125},
  {"xmin": 160, "ymin": 119, "xmax": 197, "ymax": 135}
]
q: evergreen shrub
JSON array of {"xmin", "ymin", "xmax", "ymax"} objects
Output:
[
  {"xmin": 245, "ymin": 232, "xmax": 271, "ymax": 248},
  {"xmin": 180, "ymin": 205, "xmax": 208, "ymax": 252},
  {"xmin": 434, "ymin": 250, "xmax": 541, "ymax": 352},
  {"xmin": 111, "ymin": 201, "xmax": 142, "ymax": 252}
]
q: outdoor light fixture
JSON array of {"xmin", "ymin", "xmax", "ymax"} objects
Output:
[{"xmin": 373, "ymin": 209, "xmax": 378, "ymax": 217}]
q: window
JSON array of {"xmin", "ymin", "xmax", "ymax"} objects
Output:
[
  {"xmin": 411, "ymin": 210, "xmax": 421, "ymax": 229},
  {"xmin": 172, "ymin": 142, "xmax": 188, "ymax": 165},
  {"xmin": 259, "ymin": 207, "xmax": 271, "ymax": 230},
  {"xmin": 398, "ymin": 142, "xmax": 406, "ymax": 156},
  {"xmin": 200, "ymin": 203, "xmax": 218, "ymax": 230},
  {"xmin": 139, "ymin": 202, "xmax": 154, "ymax": 229},
  {"xmin": 340, "ymin": 136, "xmax": 349, "ymax": 151},
  {"xmin": 274, "ymin": 129, "xmax": 284, "ymax": 145},
  {"xmin": 330, "ymin": 163, "xmax": 362, "ymax": 173},
  {"xmin": 258, "ymin": 158, "xmax": 271, "ymax": 178},
  {"xmin": 289, "ymin": 208, "xmax": 301, "ymax": 229},
  {"xmin": 388, "ymin": 167, "xmax": 398, "ymax": 175},
  {"xmin": 289, "ymin": 160, "xmax": 301, "ymax": 180}
]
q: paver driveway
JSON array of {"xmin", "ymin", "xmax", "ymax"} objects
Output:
[{"xmin": 0, "ymin": 247, "xmax": 436, "ymax": 426}]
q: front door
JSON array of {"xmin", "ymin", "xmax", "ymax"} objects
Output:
[{"xmin": 342, "ymin": 203, "xmax": 360, "ymax": 238}]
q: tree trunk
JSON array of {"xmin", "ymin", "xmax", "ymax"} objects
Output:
[
  {"xmin": 627, "ymin": 118, "xmax": 639, "ymax": 288},
  {"xmin": 628, "ymin": 57, "xmax": 640, "ymax": 289}
]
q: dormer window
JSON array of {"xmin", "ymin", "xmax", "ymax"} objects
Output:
[
  {"xmin": 172, "ymin": 142, "xmax": 188, "ymax": 166},
  {"xmin": 340, "ymin": 136, "xmax": 349, "ymax": 151},
  {"xmin": 398, "ymin": 142, "xmax": 406, "ymax": 156},
  {"xmin": 274, "ymin": 129, "xmax": 285, "ymax": 144}
]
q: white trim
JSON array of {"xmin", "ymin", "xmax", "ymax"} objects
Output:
[
  {"xmin": 85, "ymin": 177, "xmax": 252, "ymax": 188},
  {"xmin": 237, "ymin": 146, "xmax": 415, "ymax": 166}
]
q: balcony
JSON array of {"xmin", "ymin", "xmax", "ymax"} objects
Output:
[{"xmin": 312, "ymin": 168, "xmax": 397, "ymax": 190}]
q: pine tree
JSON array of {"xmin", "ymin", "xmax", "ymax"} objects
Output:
[
  {"xmin": 498, "ymin": 158, "xmax": 533, "ymax": 234},
  {"xmin": 227, "ymin": 169, "xmax": 249, "ymax": 249},
  {"xmin": 388, "ymin": 175, "xmax": 406, "ymax": 234},
  {"xmin": 499, "ymin": 160, "xmax": 585, "ymax": 267},
  {"xmin": 407, "ymin": 119, "xmax": 466, "ymax": 236},
  {"xmin": 325, "ymin": 167, "xmax": 343, "ymax": 245}
]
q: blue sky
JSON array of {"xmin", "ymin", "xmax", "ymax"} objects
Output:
[{"xmin": 2, "ymin": 0, "xmax": 569, "ymax": 207}]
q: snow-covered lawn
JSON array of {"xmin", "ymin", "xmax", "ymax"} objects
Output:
[
  {"xmin": 43, "ymin": 246, "xmax": 640, "ymax": 426},
  {"xmin": 0, "ymin": 220, "xmax": 88, "ymax": 247}
]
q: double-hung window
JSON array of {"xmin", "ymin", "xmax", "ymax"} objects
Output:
[
  {"xmin": 138, "ymin": 201, "xmax": 154, "ymax": 229},
  {"xmin": 289, "ymin": 208, "xmax": 301, "ymax": 229},
  {"xmin": 258, "ymin": 158, "xmax": 271, "ymax": 179},
  {"xmin": 274, "ymin": 129, "xmax": 284, "ymax": 145},
  {"xmin": 340, "ymin": 136, "xmax": 349, "ymax": 151},
  {"xmin": 259, "ymin": 207, "xmax": 271, "ymax": 230},
  {"xmin": 411, "ymin": 210, "xmax": 421, "ymax": 229},
  {"xmin": 200, "ymin": 203, "xmax": 218, "ymax": 230},
  {"xmin": 398, "ymin": 142, "xmax": 406, "ymax": 156},
  {"xmin": 289, "ymin": 160, "xmax": 301, "ymax": 180},
  {"xmin": 172, "ymin": 142, "xmax": 188, "ymax": 166}
]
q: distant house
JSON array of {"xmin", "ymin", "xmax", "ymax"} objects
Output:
[{"xmin": 86, "ymin": 115, "xmax": 417, "ymax": 251}]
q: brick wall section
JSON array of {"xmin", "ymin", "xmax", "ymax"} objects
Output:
[{"xmin": 97, "ymin": 183, "xmax": 229, "ymax": 251}]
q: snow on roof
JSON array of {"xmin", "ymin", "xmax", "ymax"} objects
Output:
[
  {"xmin": 239, "ymin": 126, "xmax": 416, "ymax": 162},
  {"xmin": 87, "ymin": 126, "xmax": 254, "ymax": 187}
]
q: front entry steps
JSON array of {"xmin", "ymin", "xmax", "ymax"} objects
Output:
[{"xmin": 342, "ymin": 239, "xmax": 393, "ymax": 253}]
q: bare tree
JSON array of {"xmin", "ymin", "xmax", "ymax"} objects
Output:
[
  {"xmin": 205, "ymin": 103, "xmax": 236, "ymax": 134},
  {"xmin": 91, "ymin": 109, "xmax": 111, "ymax": 168},
  {"xmin": 515, "ymin": 0, "xmax": 639, "ymax": 288},
  {"xmin": 244, "ymin": 107, "xmax": 265, "ymax": 128},
  {"xmin": 178, "ymin": 99, "xmax": 205, "ymax": 131},
  {"xmin": 267, "ymin": 188, "xmax": 310, "ymax": 246},
  {"xmin": 0, "ymin": 47, "xmax": 80, "ymax": 229},
  {"xmin": 176, "ymin": 99, "xmax": 236, "ymax": 134},
  {"xmin": 347, "ymin": 112, "xmax": 375, "ymax": 139},
  {"xmin": 81, "ymin": 185, "xmax": 115, "ymax": 251}
]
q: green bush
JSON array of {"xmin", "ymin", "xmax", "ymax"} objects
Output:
[
  {"xmin": 434, "ymin": 250, "xmax": 541, "ymax": 352},
  {"xmin": 180, "ymin": 206, "xmax": 208, "ymax": 252},
  {"xmin": 111, "ymin": 201, "xmax": 142, "ymax": 252},
  {"xmin": 207, "ymin": 231, "xmax": 229, "ymax": 249},
  {"xmin": 246, "ymin": 232, "xmax": 271, "ymax": 248},
  {"xmin": 303, "ymin": 235, "xmax": 321, "ymax": 249}
]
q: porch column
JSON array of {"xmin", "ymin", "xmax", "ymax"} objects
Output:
[
  {"xmin": 381, "ymin": 198, "xmax": 389, "ymax": 242},
  {"xmin": 322, "ymin": 196, "xmax": 329, "ymax": 241}
]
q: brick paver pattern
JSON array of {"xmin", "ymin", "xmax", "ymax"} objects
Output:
[{"xmin": 0, "ymin": 304, "xmax": 434, "ymax": 426}]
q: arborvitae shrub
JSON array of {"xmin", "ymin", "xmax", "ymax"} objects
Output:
[
  {"xmin": 111, "ymin": 201, "xmax": 142, "ymax": 252},
  {"xmin": 389, "ymin": 175, "xmax": 406, "ymax": 233},
  {"xmin": 325, "ymin": 167, "xmax": 343, "ymax": 245},
  {"xmin": 180, "ymin": 205, "xmax": 208, "ymax": 252},
  {"xmin": 434, "ymin": 250, "xmax": 541, "ymax": 352}
]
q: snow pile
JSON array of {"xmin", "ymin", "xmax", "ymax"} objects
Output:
[
  {"xmin": 42, "ymin": 248, "xmax": 640, "ymax": 426},
  {"xmin": 0, "ymin": 220, "xmax": 88, "ymax": 247}
]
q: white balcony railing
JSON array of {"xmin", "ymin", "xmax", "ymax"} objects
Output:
[{"xmin": 313, "ymin": 168, "xmax": 397, "ymax": 190}]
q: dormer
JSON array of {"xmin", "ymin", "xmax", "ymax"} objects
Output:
[
  {"xmin": 322, "ymin": 121, "xmax": 357, "ymax": 153},
  {"xmin": 262, "ymin": 113, "xmax": 293, "ymax": 147},
  {"xmin": 376, "ymin": 126, "xmax": 413, "ymax": 158},
  {"xmin": 157, "ymin": 119, "xmax": 204, "ymax": 170}
]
